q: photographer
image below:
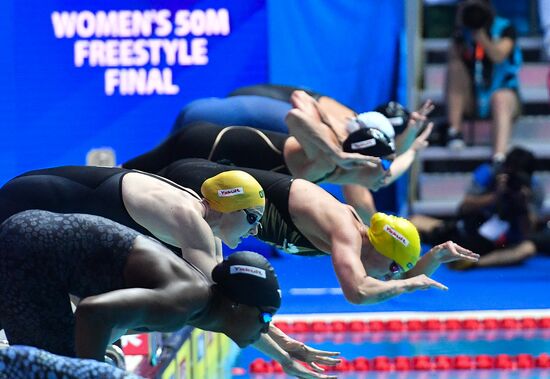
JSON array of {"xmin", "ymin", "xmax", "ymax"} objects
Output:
[
  {"xmin": 411, "ymin": 147, "xmax": 544, "ymax": 268},
  {"xmin": 445, "ymin": 0, "xmax": 522, "ymax": 162}
]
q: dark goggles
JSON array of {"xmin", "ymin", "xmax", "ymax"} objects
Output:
[
  {"xmin": 243, "ymin": 209, "xmax": 261, "ymax": 225},
  {"xmin": 389, "ymin": 260, "xmax": 402, "ymax": 274}
]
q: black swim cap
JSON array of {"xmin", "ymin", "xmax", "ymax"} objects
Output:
[
  {"xmin": 212, "ymin": 251, "xmax": 281, "ymax": 313},
  {"xmin": 343, "ymin": 111, "xmax": 396, "ymax": 157},
  {"xmin": 375, "ymin": 101, "xmax": 410, "ymax": 135},
  {"xmin": 343, "ymin": 128, "xmax": 395, "ymax": 157}
]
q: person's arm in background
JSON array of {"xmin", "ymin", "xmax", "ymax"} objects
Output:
[
  {"xmin": 457, "ymin": 164, "xmax": 498, "ymax": 215},
  {"xmin": 459, "ymin": 192, "xmax": 497, "ymax": 214},
  {"xmin": 473, "ymin": 26, "xmax": 515, "ymax": 63}
]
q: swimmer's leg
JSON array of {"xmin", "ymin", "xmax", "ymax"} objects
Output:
[{"xmin": 1, "ymin": 270, "xmax": 75, "ymax": 356}]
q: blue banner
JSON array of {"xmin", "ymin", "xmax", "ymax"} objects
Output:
[
  {"xmin": 268, "ymin": 0, "xmax": 404, "ymax": 112},
  {"xmin": 0, "ymin": 0, "xmax": 267, "ymax": 185}
]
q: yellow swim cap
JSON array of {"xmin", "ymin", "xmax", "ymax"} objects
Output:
[
  {"xmin": 367, "ymin": 212, "xmax": 420, "ymax": 271},
  {"xmin": 201, "ymin": 170, "xmax": 265, "ymax": 213}
]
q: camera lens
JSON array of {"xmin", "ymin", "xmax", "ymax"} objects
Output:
[{"xmin": 461, "ymin": 1, "xmax": 492, "ymax": 29}]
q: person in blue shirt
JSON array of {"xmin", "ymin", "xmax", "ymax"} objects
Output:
[{"xmin": 445, "ymin": 0, "xmax": 522, "ymax": 163}]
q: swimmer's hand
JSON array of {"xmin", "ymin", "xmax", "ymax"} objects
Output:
[
  {"xmin": 281, "ymin": 358, "xmax": 339, "ymax": 379},
  {"xmin": 259, "ymin": 325, "xmax": 340, "ymax": 378},
  {"xmin": 271, "ymin": 328, "xmax": 341, "ymax": 378},
  {"xmin": 283, "ymin": 340, "xmax": 341, "ymax": 371},
  {"xmin": 333, "ymin": 153, "xmax": 380, "ymax": 169},
  {"xmin": 408, "ymin": 99, "xmax": 435, "ymax": 135},
  {"xmin": 416, "ymin": 99, "xmax": 436, "ymax": 119},
  {"xmin": 410, "ymin": 122, "xmax": 434, "ymax": 152},
  {"xmin": 403, "ymin": 274, "xmax": 449, "ymax": 292},
  {"xmin": 281, "ymin": 346, "xmax": 340, "ymax": 379},
  {"xmin": 428, "ymin": 241, "xmax": 480, "ymax": 264}
]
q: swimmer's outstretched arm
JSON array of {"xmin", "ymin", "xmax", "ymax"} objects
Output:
[
  {"xmin": 340, "ymin": 124, "xmax": 434, "ymax": 223},
  {"xmin": 395, "ymin": 100, "xmax": 434, "ymax": 155},
  {"xmin": 252, "ymin": 330, "xmax": 340, "ymax": 379},
  {"xmin": 75, "ymin": 286, "xmax": 189, "ymax": 361},
  {"xmin": 384, "ymin": 122, "xmax": 434, "ymax": 186},
  {"xmin": 405, "ymin": 241, "xmax": 480, "ymax": 278},
  {"xmin": 330, "ymin": 229, "xmax": 449, "ymax": 304}
]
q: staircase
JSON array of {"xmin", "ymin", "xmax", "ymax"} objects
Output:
[{"xmin": 410, "ymin": 17, "xmax": 550, "ymax": 218}]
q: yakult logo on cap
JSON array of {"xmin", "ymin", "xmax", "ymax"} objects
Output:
[
  {"xmin": 230, "ymin": 265, "xmax": 266, "ymax": 279},
  {"xmin": 218, "ymin": 187, "xmax": 244, "ymax": 197},
  {"xmin": 351, "ymin": 139, "xmax": 376, "ymax": 150},
  {"xmin": 383, "ymin": 225, "xmax": 409, "ymax": 246}
]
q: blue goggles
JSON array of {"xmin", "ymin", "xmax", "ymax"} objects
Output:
[
  {"xmin": 260, "ymin": 312, "xmax": 273, "ymax": 324},
  {"xmin": 381, "ymin": 158, "xmax": 392, "ymax": 171},
  {"xmin": 258, "ymin": 308, "xmax": 273, "ymax": 333}
]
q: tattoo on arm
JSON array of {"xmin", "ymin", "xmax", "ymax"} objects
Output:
[{"xmin": 375, "ymin": 285, "xmax": 401, "ymax": 302}]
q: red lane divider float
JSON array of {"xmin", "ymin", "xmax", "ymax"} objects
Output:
[
  {"xmin": 249, "ymin": 353, "xmax": 550, "ymax": 373},
  {"xmin": 274, "ymin": 316, "xmax": 550, "ymax": 334}
]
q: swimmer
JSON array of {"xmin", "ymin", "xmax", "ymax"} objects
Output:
[
  {"xmin": 228, "ymin": 83, "xmax": 435, "ymax": 154},
  {"xmin": 157, "ymin": 159, "xmax": 479, "ymax": 304},
  {"xmin": 0, "ymin": 210, "xmax": 340, "ymax": 378},
  {"xmin": 0, "ymin": 166, "xmax": 265, "ymax": 271},
  {"xmin": 125, "ymin": 114, "xmax": 433, "ymax": 224}
]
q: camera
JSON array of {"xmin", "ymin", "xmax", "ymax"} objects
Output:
[
  {"xmin": 495, "ymin": 171, "xmax": 531, "ymax": 220},
  {"xmin": 460, "ymin": 0, "xmax": 494, "ymax": 29},
  {"xmin": 505, "ymin": 171, "xmax": 531, "ymax": 192}
]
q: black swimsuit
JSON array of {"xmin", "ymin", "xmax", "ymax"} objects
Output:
[
  {"xmin": 0, "ymin": 165, "xmax": 201, "ymax": 252},
  {"xmin": 0, "ymin": 210, "xmax": 209, "ymax": 358},
  {"xmin": 123, "ymin": 121, "xmax": 290, "ymax": 176},
  {"xmin": 158, "ymin": 159, "xmax": 321, "ymax": 255},
  {"xmin": 0, "ymin": 210, "xmax": 139, "ymax": 357},
  {"xmin": 0, "ymin": 166, "xmax": 148, "ymax": 233}
]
